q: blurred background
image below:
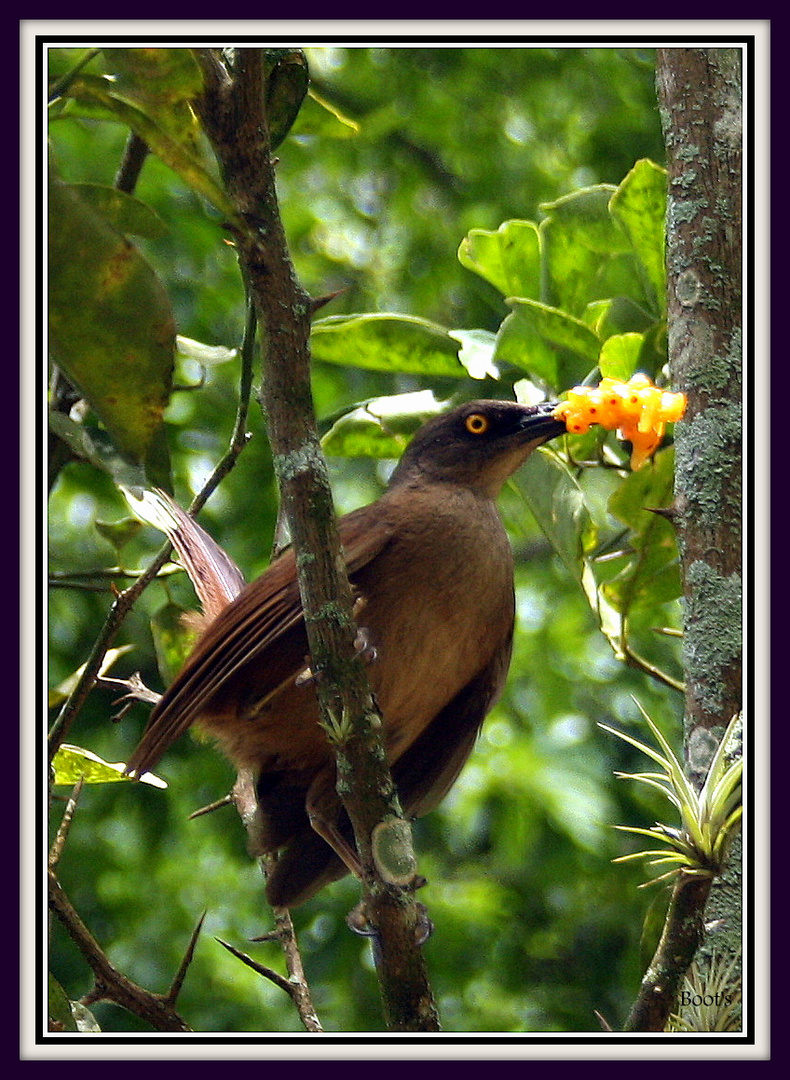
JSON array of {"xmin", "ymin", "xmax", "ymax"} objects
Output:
[{"xmin": 47, "ymin": 46, "xmax": 684, "ymax": 1033}]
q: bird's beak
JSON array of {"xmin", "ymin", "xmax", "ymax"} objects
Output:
[{"xmin": 514, "ymin": 401, "xmax": 567, "ymax": 445}]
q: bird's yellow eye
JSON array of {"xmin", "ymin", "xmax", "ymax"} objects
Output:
[{"xmin": 465, "ymin": 413, "xmax": 489, "ymax": 435}]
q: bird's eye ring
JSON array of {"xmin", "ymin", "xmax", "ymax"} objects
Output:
[{"xmin": 465, "ymin": 413, "xmax": 489, "ymax": 435}]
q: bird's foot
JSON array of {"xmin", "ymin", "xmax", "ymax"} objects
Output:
[
  {"xmin": 346, "ymin": 899, "xmax": 434, "ymax": 945},
  {"xmin": 353, "ymin": 626, "xmax": 377, "ymax": 665},
  {"xmin": 294, "ymin": 627, "xmax": 377, "ymax": 690}
]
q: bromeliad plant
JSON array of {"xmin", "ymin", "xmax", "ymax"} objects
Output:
[{"xmin": 602, "ymin": 708, "xmax": 742, "ymax": 884}]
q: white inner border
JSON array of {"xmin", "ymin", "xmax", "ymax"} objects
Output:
[{"xmin": 21, "ymin": 20, "xmax": 771, "ymax": 1062}]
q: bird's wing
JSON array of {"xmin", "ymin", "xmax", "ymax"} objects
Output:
[
  {"xmin": 391, "ymin": 632, "xmax": 514, "ymax": 818},
  {"xmin": 261, "ymin": 637, "xmax": 515, "ymax": 908},
  {"xmin": 125, "ymin": 504, "xmax": 394, "ymax": 777}
]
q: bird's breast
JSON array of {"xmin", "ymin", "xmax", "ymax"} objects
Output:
[{"xmin": 352, "ymin": 489, "xmax": 515, "ymax": 757}]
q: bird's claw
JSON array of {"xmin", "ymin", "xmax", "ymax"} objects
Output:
[
  {"xmin": 345, "ymin": 898, "xmax": 434, "ymax": 945},
  {"xmin": 294, "ymin": 628, "xmax": 376, "ymax": 689},
  {"xmin": 353, "ymin": 626, "xmax": 378, "ymax": 665}
]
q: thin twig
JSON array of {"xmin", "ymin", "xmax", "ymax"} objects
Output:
[
  {"xmin": 115, "ymin": 131, "xmax": 150, "ymax": 193},
  {"xmin": 168, "ymin": 911, "xmax": 207, "ymax": 1005},
  {"xmin": 215, "ymin": 938, "xmax": 302, "ymax": 1000},
  {"xmin": 622, "ymin": 642, "xmax": 686, "ymax": 694},
  {"xmin": 49, "ymin": 777, "xmax": 85, "ymax": 870},
  {"xmin": 188, "ymin": 794, "xmax": 234, "ymax": 820},
  {"xmin": 49, "ymin": 565, "xmax": 182, "ymax": 584},
  {"xmin": 185, "ymin": 294, "xmax": 256, "ymax": 519},
  {"xmin": 228, "ymin": 772, "xmax": 323, "ymax": 1031},
  {"xmin": 264, "ymin": 856, "xmax": 324, "ymax": 1033}
]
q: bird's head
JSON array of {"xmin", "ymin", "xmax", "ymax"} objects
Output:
[{"xmin": 388, "ymin": 399, "xmax": 566, "ymax": 498}]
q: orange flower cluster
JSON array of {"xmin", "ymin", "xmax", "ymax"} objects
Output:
[{"xmin": 553, "ymin": 374, "xmax": 686, "ymax": 470}]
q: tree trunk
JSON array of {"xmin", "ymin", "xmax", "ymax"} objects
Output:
[{"xmin": 655, "ymin": 46, "xmax": 743, "ymax": 1028}]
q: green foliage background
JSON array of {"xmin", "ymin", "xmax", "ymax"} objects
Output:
[{"xmin": 47, "ymin": 46, "xmax": 684, "ymax": 1034}]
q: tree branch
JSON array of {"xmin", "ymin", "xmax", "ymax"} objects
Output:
[
  {"xmin": 623, "ymin": 873, "xmax": 712, "ymax": 1031},
  {"xmin": 48, "ymin": 872, "xmax": 193, "ymax": 1032},
  {"xmin": 657, "ymin": 47, "xmax": 742, "ymax": 767},
  {"xmin": 194, "ymin": 47, "xmax": 440, "ymax": 1031}
]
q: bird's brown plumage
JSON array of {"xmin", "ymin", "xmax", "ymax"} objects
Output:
[{"xmin": 126, "ymin": 399, "xmax": 566, "ymax": 907}]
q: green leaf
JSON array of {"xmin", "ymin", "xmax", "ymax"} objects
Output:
[
  {"xmin": 66, "ymin": 184, "xmax": 169, "ymax": 238},
  {"xmin": 48, "ymin": 179, "xmax": 175, "ymax": 464},
  {"xmin": 609, "ymin": 159, "xmax": 667, "ymax": 317},
  {"xmin": 598, "ymin": 332, "xmax": 644, "ymax": 380},
  {"xmin": 100, "ymin": 47, "xmax": 205, "ymax": 156},
  {"xmin": 48, "ymin": 975, "xmax": 78, "ymax": 1032},
  {"xmin": 264, "ymin": 49, "xmax": 310, "ymax": 150},
  {"xmin": 603, "ymin": 447, "xmax": 681, "ymax": 611},
  {"xmin": 509, "ymin": 450, "xmax": 596, "ymax": 585},
  {"xmin": 310, "ymin": 314, "xmax": 466, "ymax": 377},
  {"xmin": 582, "ymin": 296, "xmax": 654, "ymax": 339},
  {"xmin": 64, "ymin": 72, "xmax": 240, "ymax": 225},
  {"xmin": 507, "ymin": 299, "xmax": 601, "ymax": 362},
  {"xmin": 540, "ymin": 185, "xmax": 625, "ymax": 253},
  {"xmin": 539, "ymin": 185, "xmax": 632, "ymax": 315},
  {"xmin": 51, "ymin": 744, "xmax": 167, "ymax": 787},
  {"xmin": 493, "ymin": 311, "xmax": 561, "ymax": 388},
  {"xmin": 102, "ymin": 47, "xmax": 204, "ymax": 113},
  {"xmin": 322, "ymin": 390, "xmax": 445, "ymax": 457},
  {"xmin": 458, "ymin": 219, "xmax": 541, "ymax": 300},
  {"xmin": 500, "ymin": 298, "xmax": 601, "ymax": 389},
  {"xmin": 94, "ymin": 516, "xmax": 144, "ymax": 553}
]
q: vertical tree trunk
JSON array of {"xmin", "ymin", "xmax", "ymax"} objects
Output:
[
  {"xmin": 195, "ymin": 48, "xmax": 440, "ymax": 1032},
  {"xmin": 656, "ymin": 46, "xmax": 743, "ymax": 1023}
]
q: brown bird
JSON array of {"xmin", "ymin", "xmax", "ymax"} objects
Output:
[{"xmin": 126, "ymin": 399, "xmax": 566, "ymax": 908}]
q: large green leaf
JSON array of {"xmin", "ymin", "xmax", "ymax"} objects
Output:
[
  {"xmin": 508, "ymin": 450, "xmax": 597, "ymax": 585},
  {"xmin": 48, "ymin": 975, "xmax": 78, "ymax": 1032},
  {"xmin": 458, "ymin": 219, "xmax": 541, "ymax": 300},
  {"xmin": 497, "ymin": 298, "xmax": 601, "ymax": 390},
  {"xmin": 507, "ymin": 298, "xmax": 601, "ymax": 362},
  {"xmin": 49, "ymin": 179, "xmax": 175, "ymax": 465},
  {"xmin": 321, "ymin": 390, "xmax": 445, "ymax": 457},
  {"xmin": 609, "ymin": 159, "xmax": 667, "ymax": 317},
  {"xmin": 539, "ymin": 185, "xmax": 628, "ymax": 312},
  {"xmin": 310, "ymin": 313, "xmax": 467, "ymax": 377},
  {"xmin": 581, "ymin": 296, "xmax": 654, "ymax": 339},
  {"xmin": 493, "ymin": 310, "xmax": 562, "ymax": 388},
  {"xmin": 66, "ymin": 184, "xmax": 169, "ymax": 239},
  {"xmin": 101, "ymin": 47, "xmax": 204, "ymax": 144},
  {"xmin": 598, "ymin": 332, "xmax": 644, "ymax": 380},
  {"xmin": 603, "ymin": 446, "xmax": 681, "ymax": 611},
  {"xmin": 64, "ymin": 72, "xmax": 239, "ymax": 224}
]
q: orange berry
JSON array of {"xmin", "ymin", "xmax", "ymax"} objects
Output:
[{"xmin": 553, "ymin": 374, "xmax": 686, "ymax": 468}]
